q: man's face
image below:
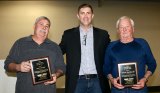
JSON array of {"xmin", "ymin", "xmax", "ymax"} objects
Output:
[
  {"xmin": 77, "ymin": 7, "xmax": 94, "ymax": 27},
  {"xmin": 34, "ymin": 19, "xmax": 50, "ymax": 39},
  {"xmin": 118, "ymin": 19, "xmax": 134, "ymax": 38}
]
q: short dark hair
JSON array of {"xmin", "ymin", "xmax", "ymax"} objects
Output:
[{"xmin": 78, "ymin": 4, "xmax": 93, "ymax": 13}]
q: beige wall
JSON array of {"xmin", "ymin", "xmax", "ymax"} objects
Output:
[{"xmin": 0, "ymin": 1, "xmax": 160, "ymax": 87}]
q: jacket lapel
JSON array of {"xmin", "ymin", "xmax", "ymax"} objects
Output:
[{"xmin": 73, "ymin": 27, "xmax": 81, "ymax": 64}]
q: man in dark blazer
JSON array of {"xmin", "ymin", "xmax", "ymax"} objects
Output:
[{"xmin": 59, "ymin": 4, "xmax": 111, "ymax": 93}]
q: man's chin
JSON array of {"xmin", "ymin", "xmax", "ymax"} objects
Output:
[{"xmin": 38, "ymin": 35, "xmax": 47, "ymax": 39}]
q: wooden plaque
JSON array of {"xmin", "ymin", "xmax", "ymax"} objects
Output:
[
  {"xmin": 30, "ymin": 57, "xmax": 52, "ymax": 84},
  {"xmin": 118, "ymin": 62, "xmax": 138, "ymax": 87}
]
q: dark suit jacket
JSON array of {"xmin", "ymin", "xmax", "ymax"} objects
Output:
[{"xmin": 59, "ymin": 27, "xmax": 111, "ymax": 93}]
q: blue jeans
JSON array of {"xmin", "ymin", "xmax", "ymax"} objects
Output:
[
  {"xmin": 111, "ymin": 86, "xmax": 148, "ymax": 93},
  {"xmin": 74, "ymin": 77, "xmax": 102, "ymax": 93}
]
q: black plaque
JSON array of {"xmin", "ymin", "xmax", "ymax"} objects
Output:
[
  {"xmin": 118, "ymin": 62, "xmax": 138, "ymax": 87},
  {"xmin": 30, "ymin": 57, "xmax": 52, "ymax": 84}
]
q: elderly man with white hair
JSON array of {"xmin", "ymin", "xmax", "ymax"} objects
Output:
[{"xmin": 103, "ymin": 16, "xmax": 157, "ymax": 93}]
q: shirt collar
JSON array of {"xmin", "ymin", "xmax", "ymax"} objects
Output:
[
  {"xmin": 79, "ymin": 25, "xmax": 93, "ymax": 34},
  {"xmin": 25, "ymin": 35, "xmax": 51, "ymax": 44}
]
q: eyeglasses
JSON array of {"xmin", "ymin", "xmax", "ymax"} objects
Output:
[{"xmin": 82, "ymin": 34, "xmax": 87, "ymax": 45}]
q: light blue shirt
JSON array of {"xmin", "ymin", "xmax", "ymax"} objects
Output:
[{"xmin": 79, "ymin": 26, "xmax": 97, "ymax": 75}]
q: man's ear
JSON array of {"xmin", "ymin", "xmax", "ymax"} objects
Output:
[
  {"xmin": 133, "ymin": 27, "xmax": 135, "ymax": 32},
  {"xmin": 33, "ymin": 25, "xmax": 35, "ymax": 29},
  {"xmin": 92, "ymin": 14, "xmax": 94, "ymax": 19},
  {"xmin": 77, "ymin": 14, "xmax": 80, "ymax": 19}
]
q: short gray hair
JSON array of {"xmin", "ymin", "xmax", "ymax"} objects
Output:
[
  {"xmin": 116, "ymin": 16, "xmax": 134, "ymax": 28},
  {"xmin": 35, "ymin": 16, "xmax": 51, "ymax": 27}
]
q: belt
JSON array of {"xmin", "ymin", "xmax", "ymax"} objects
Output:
[{"xmin": 79, "ymin": 74, "xmax": 98, "ymax": 79}]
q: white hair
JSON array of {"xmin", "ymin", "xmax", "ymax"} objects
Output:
[{"xmin": 116, "ymin": 16, "xmax": 134, "ymax": 28}]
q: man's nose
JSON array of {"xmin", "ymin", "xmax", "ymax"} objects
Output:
[
  {"xmin": 84, "ymin": 13, "xmax": 89, "ymax": 17},
  {"xmin": 42, "ymin": 26, "xmax": 46, "ymax": 30},
  {"xmin": 122, "ymin": 27, "xmax": 127, "ymax": 32}
]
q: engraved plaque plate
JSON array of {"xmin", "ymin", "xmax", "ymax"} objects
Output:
[
  {"xmin": 30, "ymin": 57, "xmax": 52, "ymax": 84},
  {"xmin": 118, "ymin": 62, "xmax": 138, "ymax": 87}
]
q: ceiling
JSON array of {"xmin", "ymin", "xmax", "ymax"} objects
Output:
[{"xmin": 0, "ymin": 0, "xmax": 159, "ymax": 7}]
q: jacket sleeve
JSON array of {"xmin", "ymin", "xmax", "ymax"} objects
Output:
[{"xmin": 59, "ymin": 31, "xmax": 67, "ymax": 55}]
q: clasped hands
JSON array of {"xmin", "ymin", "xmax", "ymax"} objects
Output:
[{"xmin": 110, "ymin": 77, "xmax": 147, "ymax": 89}]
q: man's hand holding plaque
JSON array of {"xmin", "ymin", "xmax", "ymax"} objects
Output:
[
  {"xmin": 44, "ymin": 74, "xmax": 57, "ymax": 85},
  {"xmin": 30, "ymin": 57, "xmax": 53, "ymax": 85},
  {"xmin": 16, "ymin": 61, "xmax": 31, "ymax": 72},
  {"xmin": 108, "ymin": 75, "xmax": 125, "ymax": 89},
  {"xmin": 118, "ymin": 62, "xmax": 138, "ymax": 87}
]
